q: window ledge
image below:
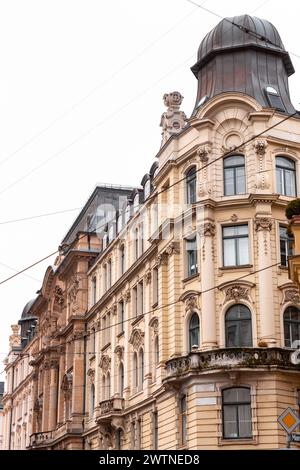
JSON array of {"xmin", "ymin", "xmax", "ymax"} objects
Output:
[
  {"xmin": 218, "ymin": 437, "xmax": 256, "ymax": 446},
  {"xmin": 101, "ymin": 342, "xmax": 111, "ymax": 352},
  {"xmin": 219, "ymin": 264, "xmax": 253, "ymax": 271},
  {"xmin": 182, "ymin": 273, "xmax": 199, "ymax": 283},
  {"xmin": 131, "ymin": 314, "xmax": 144, "ymax": 327},
  {"xmin": 278, "ymin": 265, "xmax": 288, "ymax": 270}
]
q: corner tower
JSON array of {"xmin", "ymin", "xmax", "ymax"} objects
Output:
[{"xmin": 191, "ymin": 14, "xmax": 296, "ymax": 114}]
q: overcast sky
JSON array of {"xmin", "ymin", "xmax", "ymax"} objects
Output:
[{"xmin": 0, "ymin": 0, "xmax": 299, "ymax": 368}]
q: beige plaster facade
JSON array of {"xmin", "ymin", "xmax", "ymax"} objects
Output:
[{"xmin": 2, "ymin": 14, "xmax": 300, "ymax": 451}]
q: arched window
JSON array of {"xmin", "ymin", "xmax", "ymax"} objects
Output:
[
  {"xmin": 189, "ymin": 312, "xmax": 200, "ymax": 351},
  {"xmin": 284, "ymin": 306, "xmax": 300, "ymax": 348},
  {"xmin": 224, "ymin": 155, "xmax": 245, "ymax": 196},
  {"xmin": 225, "ymin": 304, "xmax": 252, "ymax": 347},
  {"xmin": 90, "ymin": 384, "xmax": 95, "ymax": 414},
  {"xmin": 133, "ymin": 352, "xmax": 138, "ymax": 389},
  {"xmin": 276, "ymin": 156, "xmax": 296, "ymax": 196},
  {"xmin": 139, "ymin": 349, "xmax": 144, "ymax": 390},
  {"xmin": 222, "ymin": 387, "xmax": 252, "ymax": 439},
  {"xmin": 154, "ymin": 336, "xmax": 159, "ymax": 365},
  {"xmin": 107, "ymin": 372, "xmax": 111, "ymax": 399},
  {"xmin": 119, "ymin": 363, "xmax": 124, "ymax": 396},
  {"xmin": 186, "ymin": 166, "xmax": 197, "ymax": 204}
]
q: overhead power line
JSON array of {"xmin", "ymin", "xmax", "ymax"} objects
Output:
[{"xmin": 0, "ymin": 110, "xmax": 297, "ymax": 287}]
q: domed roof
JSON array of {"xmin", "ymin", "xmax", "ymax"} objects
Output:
[
  {"xmin": 21, "ymin": 298, "xmax": 36, "ymax": 319},
  {"xmin": 192, "ymin": 14, "xmax": 294, "ymax": 76}
]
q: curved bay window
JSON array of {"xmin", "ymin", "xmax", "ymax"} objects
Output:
[
  {"xmin": 224, "ymin": 155, "xmax": 245, "ymax": 196},
  {"xmin": 189, "ymin": 312, "xmax": 200, "ymax": 351},
  {"xmin": 186, "ymin": 167, "xmax": 197, "ymax": 204},
  {"xmin": 276, "ymin": 156, "xmax": 296, "ymax": 196},
  {"xmin": 284, "ymin": 306, "xmax": 300, "ymax": 348},
  {"xmin": 225, "ymin": 304, "xmax": 252, "ymax": 347},
  {"xmin": 222, "ymin": 387, "xmax": 252, "ymax": 439}
]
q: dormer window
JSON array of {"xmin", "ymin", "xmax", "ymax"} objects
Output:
[
  {"xmin": 133, "ymin": 193, "xmax": 140, "ymax": 213},
  {"xmin": 144, "ymin": 179, "xmax": 151, "ymax": 200},
  {"xmin": 125, "ymin": 204, "xmax": 131, "ymax": 223},
  {"xmin": 102, "ymin": 232, "xmax": 108, "ymax": 250},
  {"xmin": 117, "ymin": 214, "xmax": 123, "ymax": 233},
  {"xmin": 265, "ymin": 86, "xmax": 285, "ymax": 111}
]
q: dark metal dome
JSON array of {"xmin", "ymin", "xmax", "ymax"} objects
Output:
[
  {"xmin": 191, "ymin": 15, "xmax": 296, "ymax": 114},
  {"xmin": 192, "ymin": 15, "xmax": 294, "ymax": 76},
  {"xmin": 21, "ymin": 298, "xmax": 36, "ymax": 319}
]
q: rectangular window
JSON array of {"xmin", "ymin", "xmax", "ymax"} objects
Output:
[
  {"xmin": 152, "ymin": 267, "xmax": 159, "ymax": 306},
  {"xmin": 91, "ymin": 328, "xmax": 96, "ymax": 354},
  {"xmin": 280, "ymin": 225, "xmax": 294, "ymax": 266},
  {"xmin": 120, "ymin": 246, "xmax": 125, "ymax": 276},
  {"xmin": 92, "ymin": 277, "xmax": 97, "ymax": 305},
  {"xmin": 224, "ymin": 155, "xmax": 245, "ymax": 196},
  {"xmin": 137, "ymin": 281, "xmax": 144, "ymax": 316},
  {"xmin": 106, "ymin": 312, "xmax": 111, "ymax": 345},
  {"xmin": 135, "ymin": 228, "xmax": 139, "ymax": 260},
  {"xmin": 118, "ymin": 300, "xmax": 124, "ymax": 334},
  {"xmin": 136, "ymin": 418, "xmax": 141, "ymax": 450},
  {"xmin": 140, "ymin": 223, "xmax": 144, "ymax": 255},
  {"xmin": 107, "ymin": 260, "xmax": 112, "ymax": 289},
  {"xmin": 222, "ymin": 388, "xmax": 252, "ymax": 439},
  {"xmin": 179, "ymin": 395, "xmax": 187, "ymax": 446},
  {"xmin": 186, "ymin": 236, "xmax": 198, "ymax": 277},
  {"xmin": 102, "ymin": 316, "xmax": 106, "ymax": 346},
  {"xmin": 103, "ymin": 264, "xmax": 107, "ymax": 292},
  {"xmin": 223, "ymin": 225, "xmax": 249, "ymax": 267},
  {"xmin": 133, "ymin": 286, "xmax": 137, "ymax": 317}
]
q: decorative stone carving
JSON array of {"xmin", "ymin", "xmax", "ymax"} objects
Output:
[
  {"xmin": 54, "ymin": 286, "xmax": 64, "ymax": 306},
  {"xmin": 231, "ymin": 214, "xmax": 238, "ymax": 222},
  {"xmin": 160, "ymin": 91, "xmax": 186, "ymax": 147},
  {"xmin": 111, "ymin": 303, "xmax": 117, "ymax": 316},
  {"xmin": 222, "ymin": 132, "xmax": 244, "ymax": 153},
  {"xmin": 156, "ymin": 252, "xmax": 168, "ymax": 266},
  {"xmin": 72, "ymin": 330, "xmax": 85, "ymax": 341},
  {"xmin": 283, "ymin": 288, "xmax": 300, "ymax": 305},
  {"xmin": 61, "ymin": 371, "xmax": 73, "ymax": 392},
  {"xmin": 87, "ymin": 368, "xmax": 95, "ymax": 384},
  {"xmin": 254, "ymin": 217, "xmax": 272, "ymax": 231},
  {"xmin": 165, "ymin": 241, "xmax": 180, "ymax": 255},
  {"xmin": 9, "ymin": 324, "xmax": 21, "ymax": 350},
  {"xmin": 151, "ymin": 319, "xmax": 159, "ymax": 334},
  {"xmin": 129, "ymin": 329, "xmax": 145, "ymax": 350},
  {"xmin": 224, "ymin": 285, "xmax": 250, "ymax": 303},
  {"xmin": 124, "ymin": 289, "xmax": 131, "ymax": 303},
  {"xmin": 197, "ymin": 144, "xmax": 211, "ymax": 162},
  {"xmin": 185, "ymin": 295, "xmax": 199, "ymax": 312},
  {"xmin": 253, "ymin": 139, "xmax": 268, "ymax": 155},
  {"xmin": 144, "ymin": 270, "xmax": 152, "ymax": 285},
  {"xmin": 203, "ymin": 222, "xmax": 216, "ymax": 237},
  {"xmin": 114, "ymin": 345, "xmax": 124, "ymax": 362},
  {"xmin": 99, "ymin": 355, "xmax": 111, "ymax": 372}
]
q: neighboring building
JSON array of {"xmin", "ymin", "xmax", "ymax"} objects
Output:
[
  {"xmin": 3, "ymin": 14, "xmax": 300, "ymax": 451},
  {"xmin": 0, "ymin": 381, "xmax": 4, "ymax": 449},
  {"xmin": 2, "ymin": 185, "xmax": 132, "ymax": 450}
]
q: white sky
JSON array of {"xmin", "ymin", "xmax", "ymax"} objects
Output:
[{"xmin": 0, "ymin": 0, "xmax": 299, "ymax": 367}]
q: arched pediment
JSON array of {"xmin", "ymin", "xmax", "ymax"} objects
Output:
[{"xmin": 41, "ymin": 266, "xmax": 55, "ymax": 299}]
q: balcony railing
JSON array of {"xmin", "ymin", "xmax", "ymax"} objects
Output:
[
  {"xmin": 165, "ymin": 347, "xmax": 299, "ymax": 380},
  {"xmin": 99, "ymin": 397, "xmax": 124, "ymax": 416},
  {"xmin": 29, "ymin": 431, "xmax": 53, "ymax": 447}
]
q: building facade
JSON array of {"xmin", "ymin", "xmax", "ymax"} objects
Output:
[{"xmin": 2, "ymin": 14, "xmax": 300, "ymax": 450}]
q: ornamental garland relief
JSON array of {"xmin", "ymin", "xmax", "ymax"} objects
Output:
[
  {"xmin": 282, "ymin": 288, "xmax": 300, "ymax": 305},
  {"xmin": 197, "ymin": 144, "xmax": 212, "ymax": 197},
  {"xmin": 129, "ymin": 329, "xmax": 145, "ymax": 350},
  {"xmin": 254, "ymin": 217, "xmax": 272, "ymax": 255},
  {"xmin": 224, "ymin": 285, "xmax": 250, "ymax": 303},
  {"xmin": 99, "ymin": 355, "xmax": 111, "ymax": 373}
]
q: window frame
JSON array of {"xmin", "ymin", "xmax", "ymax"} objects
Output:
[
  {"xmin": 222, "ymin": 387, "xmax": 252, "ymax": 440},
  {"xmin": 185, "ymin": 235, "xmax": 198, "ymax": 278},
  {"xmin": 283, "ymin": 306, "xmax": 300, "ymax": 348},
  {"xmin": 186, "ymin": 166, "xmax": 197, "ymax": 204},
  {"xmin": 223, "ymin": 155, "xmax": 246, "ymax": 196},
  {"xmin": 225, "ymin": 304, "xmax": 253, "ymax": 348},
  {"xmin": 279, "ymin": 225, "xmax": 294, "ymax": 267},
  {"xmin": 276, "ymin": 156, "xmax": 296, "ymax": 197},
  {"xmin": 222, "ymin": 224, "xmax": 249, "ymax": 267},
  {"xmin": 188, "ymin": 312, "xmax": 200, "ymax": 351}
]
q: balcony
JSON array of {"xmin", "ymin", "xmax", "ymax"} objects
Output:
[
  {"xmin": 164, "ymin": 347, "xmax": 300, "ymax": 383},
  {"xmin": 96, "ymin": 397, "xmax": 124, "ymax": 424},
  {"xmin": 29, "ymin": 431, "xmax": 53, "ymax": 448}
]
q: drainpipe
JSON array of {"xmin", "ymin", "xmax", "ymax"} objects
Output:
[
  {"xmin": 8, "ymin": 365, "xmax": 14, "ymax": 450},
  {"xmin": 82, "ymin": 321, "xmax": 87, "ymax": 450}
]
